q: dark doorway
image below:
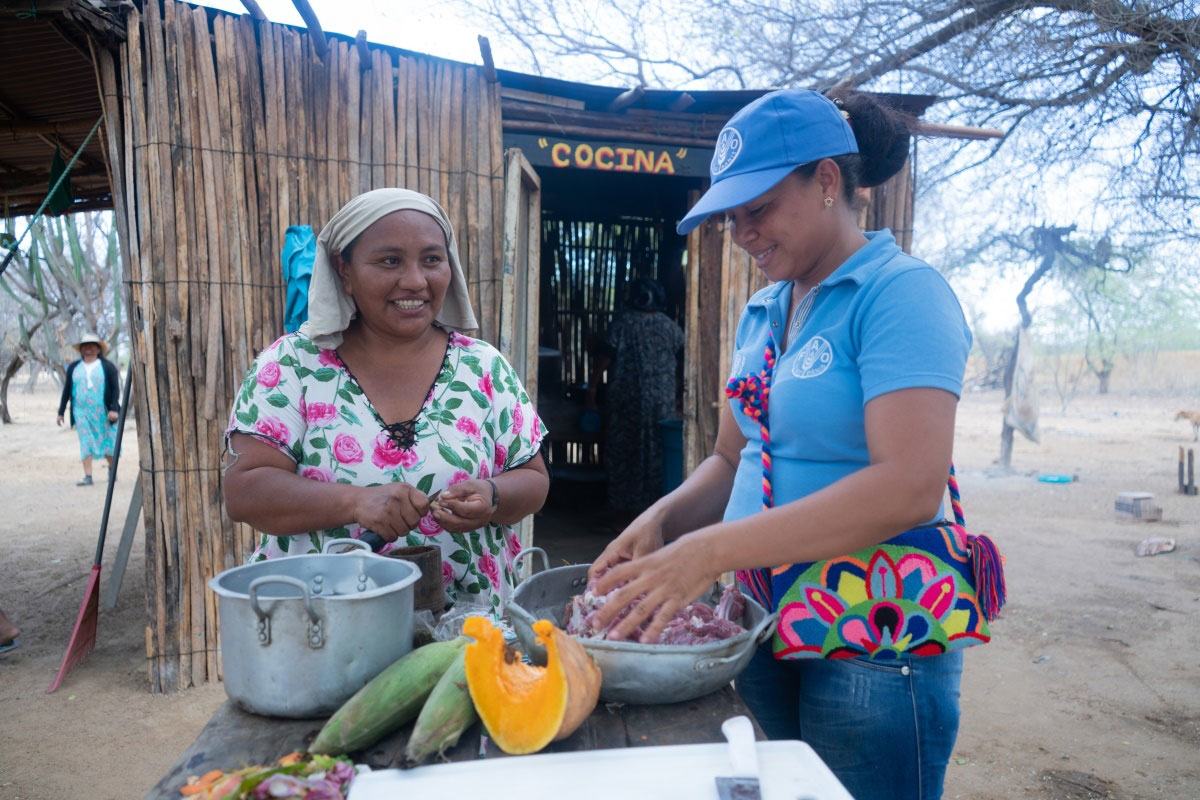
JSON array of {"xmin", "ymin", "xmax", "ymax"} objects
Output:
[{"xmin": 532, "ymin": 168, "xmax": 702, "ymax": 556}]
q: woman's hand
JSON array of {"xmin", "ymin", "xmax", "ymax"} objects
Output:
[
  {"xmin": 589, "ymin": 508, "xmax": 667, "ymax": 579},
  {"xmin": 56, "ymin": 414, "xmax": 64, "ymax": 427},
  {"xmin": 432, "ymin": 479, "xmax": 496, "ymax": 533},
  {"xmin": 590, "ymin": 533, "xmax": 722, "ymax": 643},
  {"xmin": 106, "ymin": 410, "xmax": 119, "ymax": 423},
  {"xmin": 353, "ymin": 483, "xmax": 431, "ymax": 542}
]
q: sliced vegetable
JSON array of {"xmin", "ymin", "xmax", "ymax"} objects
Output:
[{"xmin": 463, "ymin": 616, "xmax": 601, "ymax": 755}]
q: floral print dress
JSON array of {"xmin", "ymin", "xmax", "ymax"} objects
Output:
[{"xmin": 225, "ymin": 329, "xmax": 545, "ymax": 613}]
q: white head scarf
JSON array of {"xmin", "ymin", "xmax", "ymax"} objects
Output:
[{"xmin": 300, "ymin": 188, "xmax": 479, "ymax": 350}]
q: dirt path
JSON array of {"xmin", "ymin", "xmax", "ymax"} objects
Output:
[{"xmin": 1, "ymin": 382, "xmax": 1198, "ymax": 799}]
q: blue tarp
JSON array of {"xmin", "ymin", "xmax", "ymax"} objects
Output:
[{"xmin": 282, "ymin": 225, "xmax": 316, "ymax": 333}]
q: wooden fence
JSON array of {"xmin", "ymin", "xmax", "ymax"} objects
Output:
[{"xmin": 92, "ymin": 0, "xmax": 503, "ymax": 691}]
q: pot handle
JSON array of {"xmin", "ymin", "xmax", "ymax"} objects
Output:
[
  {"xmin": 693, "ymin": 613, "xmax": 778, "ymax": 672},
  {"xmin": 503, "ymin": 598, "xmax": 549, "ymax": 665},
  {"xmin": 513, "ymin": 546, "xmax": 550, "ymax": 582},
  {"xmin": 248, "ymin": 575, "xmax": 325, "ymax": 650},
  {"xmin": 322, "ymin": 537, "xmax": 372, "ymax": 555}
]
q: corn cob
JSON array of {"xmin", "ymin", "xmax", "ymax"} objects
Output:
[
  {"xmin": 404, "ymin": 650, "xmax": 478, "ymax": 764},
  {"xmin": 309, "ymin": 637, "xmax": 467, "ymax": 755}
]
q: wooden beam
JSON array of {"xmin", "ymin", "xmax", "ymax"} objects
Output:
[
  {"xmin": 238, "ymin": 0, "xmax": 267, "ymax": 22},
  {"xmin": 668, "ymin": 92, "xmax": 695, "ymax": 113},
  {"xmin": 290, "ymin": 0, "xmax": 328, "ymax": 59},
  {"xmin": 503, "ymin": 117, "xmax": 713, "ymax": 148},
  {"xmin": 606, "ymin": 85, "xmax": 645, "ymax": 113},
  {"xmin": 477, "ymin": 35, "xmax": 497, "ymax": 82},
  {"xmin": 0, "ymin": 116, "xmax": 101, "ymax": 136},
  {"xmin": 911, "ymin": 121, "xmax": 1003, "ymax": 140},
  {"xmin": 355, "ymin": 30, "xmax": 371, "ymax": 70},
  {"xmin": 0, "ymin": 95, "xmax": 98, "ymax": 170}
]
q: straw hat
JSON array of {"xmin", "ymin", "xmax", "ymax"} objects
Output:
[{"xmin": 74, "ymin": 333, "xmax": 109, "ymax": 356}]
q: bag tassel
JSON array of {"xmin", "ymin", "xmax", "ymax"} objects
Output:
[{"xmin": 969, "ymin": 534, "xmax": 1006, "ymax": 621}]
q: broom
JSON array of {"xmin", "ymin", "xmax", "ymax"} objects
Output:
[{"xmin": 47, "ymin": 364, "xmax": 134, "ymax": 693}]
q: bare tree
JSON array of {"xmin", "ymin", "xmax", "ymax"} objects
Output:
[
  {"xmin": 0, "ymin": 212, "xmax": 122, "ymax": 423},
  {"xmin": 970, "ymin": 225, "xmax": 1131, "ymax": 466},
  {"xmin": 463, "ymin": 0, "xmax": 1199, "ymax": 239}
]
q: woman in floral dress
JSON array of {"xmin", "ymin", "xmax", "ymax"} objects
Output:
[{"xmin": 223, "ymin": 189, "xmax": 549, "ymax": 614}]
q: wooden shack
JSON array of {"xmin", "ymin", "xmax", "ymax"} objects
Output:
[{"xmin": 2, "ymin": 0, "xmax": 964, "ymax": 692}]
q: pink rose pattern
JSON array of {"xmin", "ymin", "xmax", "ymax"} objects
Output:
[
  {"xmin": 257, "ymin": 361, "xmax": 281, "ymax": 388},
  {"xmin": 418, "ymin": 513, "xmax": 442, "ymax": 537},
  {"xmin": 229, "ymin": 332, "xmax": 545, "ymax": 611},
  {"xmin": 305, "ymin": 401, "xmax": 338, "ymax": 426},
  {"xmin": 332, "ymin": 433, "xmax": 363, "ymax": 464},
  {"xmin": 254, "ymin": 416, "xmax": 290, "ymax": 445},
  {"xmin": 455, "ymin": 417, "xmax": 481, "ymax": 440},
  {"xmin": 301, "ymin": 466, "xmax": 333, "ymax": 482},
  {"xmin": 478, "ymin": 553, "xmax": 500, "ymax": 589},
  {"xmin": 371, "ymin": 431, "xmax": 412, "ymax": 469}
]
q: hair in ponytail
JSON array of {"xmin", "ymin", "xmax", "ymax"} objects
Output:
[{"xmin": 794, "ymin": 91, "xmax": 913, "ymax": 202}]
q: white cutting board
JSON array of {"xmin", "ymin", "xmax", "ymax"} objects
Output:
[{"xmin": 349, "ymin": 740, "xmax": 853, "ymax": 800}]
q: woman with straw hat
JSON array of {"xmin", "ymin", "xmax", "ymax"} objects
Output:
[
  {"xmin": 223, "ymin": 188, "xmax": 549, "ymax": 617},
  {"xmin": 57, "ymin": 332, "xmax": 121, "ymax": 486}
]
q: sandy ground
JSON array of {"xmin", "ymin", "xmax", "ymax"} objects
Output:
[{"xmin": 1, "ymin": 376, "xmax": 1199, "ymax": 799}]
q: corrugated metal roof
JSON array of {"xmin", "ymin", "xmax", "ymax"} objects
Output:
[{"xmin": 0, "ymin": 14, "xmax": 111, "ymax": 216}]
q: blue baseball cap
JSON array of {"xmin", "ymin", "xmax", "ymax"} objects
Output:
[{"xmin": 677, "ymin": 89, "xmax": 858, "ymax": 235}]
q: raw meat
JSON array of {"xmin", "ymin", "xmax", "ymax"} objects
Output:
[{"xmin": 563, "ymin": 578, "xmax": 746, "ymax": 644}]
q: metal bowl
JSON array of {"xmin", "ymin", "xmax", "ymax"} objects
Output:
[{"xmin": 505, "ymin": 549, "xmax": 777, "ymax": 705}]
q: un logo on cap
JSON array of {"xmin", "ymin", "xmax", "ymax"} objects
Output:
[{"xmin": 712, "ymin": 127, "xmax": 743, "ymax": 175}]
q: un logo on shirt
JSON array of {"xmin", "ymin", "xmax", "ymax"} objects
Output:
[{"xmin": 792, "ymin": 336, "xmax": 834, "ymax": 379}]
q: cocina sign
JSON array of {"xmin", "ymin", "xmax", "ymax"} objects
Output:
[{"xmin": 504, "ymin": 133, "xmax": 713, "ymax": 178}]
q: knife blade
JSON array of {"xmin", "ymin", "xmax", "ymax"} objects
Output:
[{"xmin": 715, "ymin": 715, "xmax": 762, "ymax": 800}]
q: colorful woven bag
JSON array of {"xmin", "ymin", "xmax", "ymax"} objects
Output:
[{"xmin": 726, "ymin": 339, "xmax": 1006, "ymax": 661}]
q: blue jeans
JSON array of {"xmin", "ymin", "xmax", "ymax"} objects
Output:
[{"xmin": 735, "ymin": 644, "xmax": 963, "ymax": 800}]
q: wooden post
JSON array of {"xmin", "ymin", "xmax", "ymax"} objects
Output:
[
  {"xmin": 238, "ymin": 0, "xmax": 267, "ymax": 21},
  {"xmin": 290, "ymin": 0, "xmax": 328, "ymax": 59},
  {"xmin": 1180, "ymin": 446, "xmax": 1187, "ymax": 493},
  {"xmin": 477, "ymin": 35, "xmax": 497, "ymax": 82},
  {"xmin": 668, "ymin": 92, "xmax": 695, "ymax": 112},
  {"xmin": 606, "ymin": 85, "xmax": 645, "ymax": 113},
  {"xmin": 355, "ymin": 30, "xmax": 371, "ymax": 71}
]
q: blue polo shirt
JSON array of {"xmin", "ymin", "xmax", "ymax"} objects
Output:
[{"xmin": 723, "ymin": 230, "xmax": 971, "ymax": 524}]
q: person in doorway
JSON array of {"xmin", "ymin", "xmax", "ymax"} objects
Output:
[
  {"xmin": 222, "ymin": 188, "xmax": 549, "ymax": 615},
  {"xmin": 587, "ymin": 89, "xmax": 975, "ymax": 800},
  {"xmin": 57, "ymin": 333, "xmax": 120, "ymax": 486},
  {"xmin": 587, "ymin": 277, "xmax": 684, "ymax": 519},
  {"xmin": 0, "ymin": 607, "xmax": 19, "ymax": 654}
]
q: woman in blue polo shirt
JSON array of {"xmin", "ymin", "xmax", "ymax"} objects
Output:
[{"xmin": 590, "ymin": 89, "xmax": 974, "ymax": 800}]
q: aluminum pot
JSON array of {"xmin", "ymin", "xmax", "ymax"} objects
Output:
[
  {"xmin": 210, "ymin": 539, "xmax": 420, "ymax": 718},
  {"xmin": 506, "ymin": 548, "xmax": 777, "ymax": 705}
]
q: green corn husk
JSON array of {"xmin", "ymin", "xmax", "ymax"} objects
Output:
[
  {"xmin": 309, "ymin": 637, "xmax": 468, "ymax": 755},
  {"xmin": 404, "ymin": 649, "xmax": 478, "ymax": 764}
]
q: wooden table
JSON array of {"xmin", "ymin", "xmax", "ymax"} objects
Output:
[{"xmin": 147, "ymin": 686, "xmax": 760, "ymax": 799}]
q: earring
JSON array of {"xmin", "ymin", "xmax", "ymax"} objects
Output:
[{"xmin": 823, "ymin": 196, "xmax": 834, "ymax": 209}]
